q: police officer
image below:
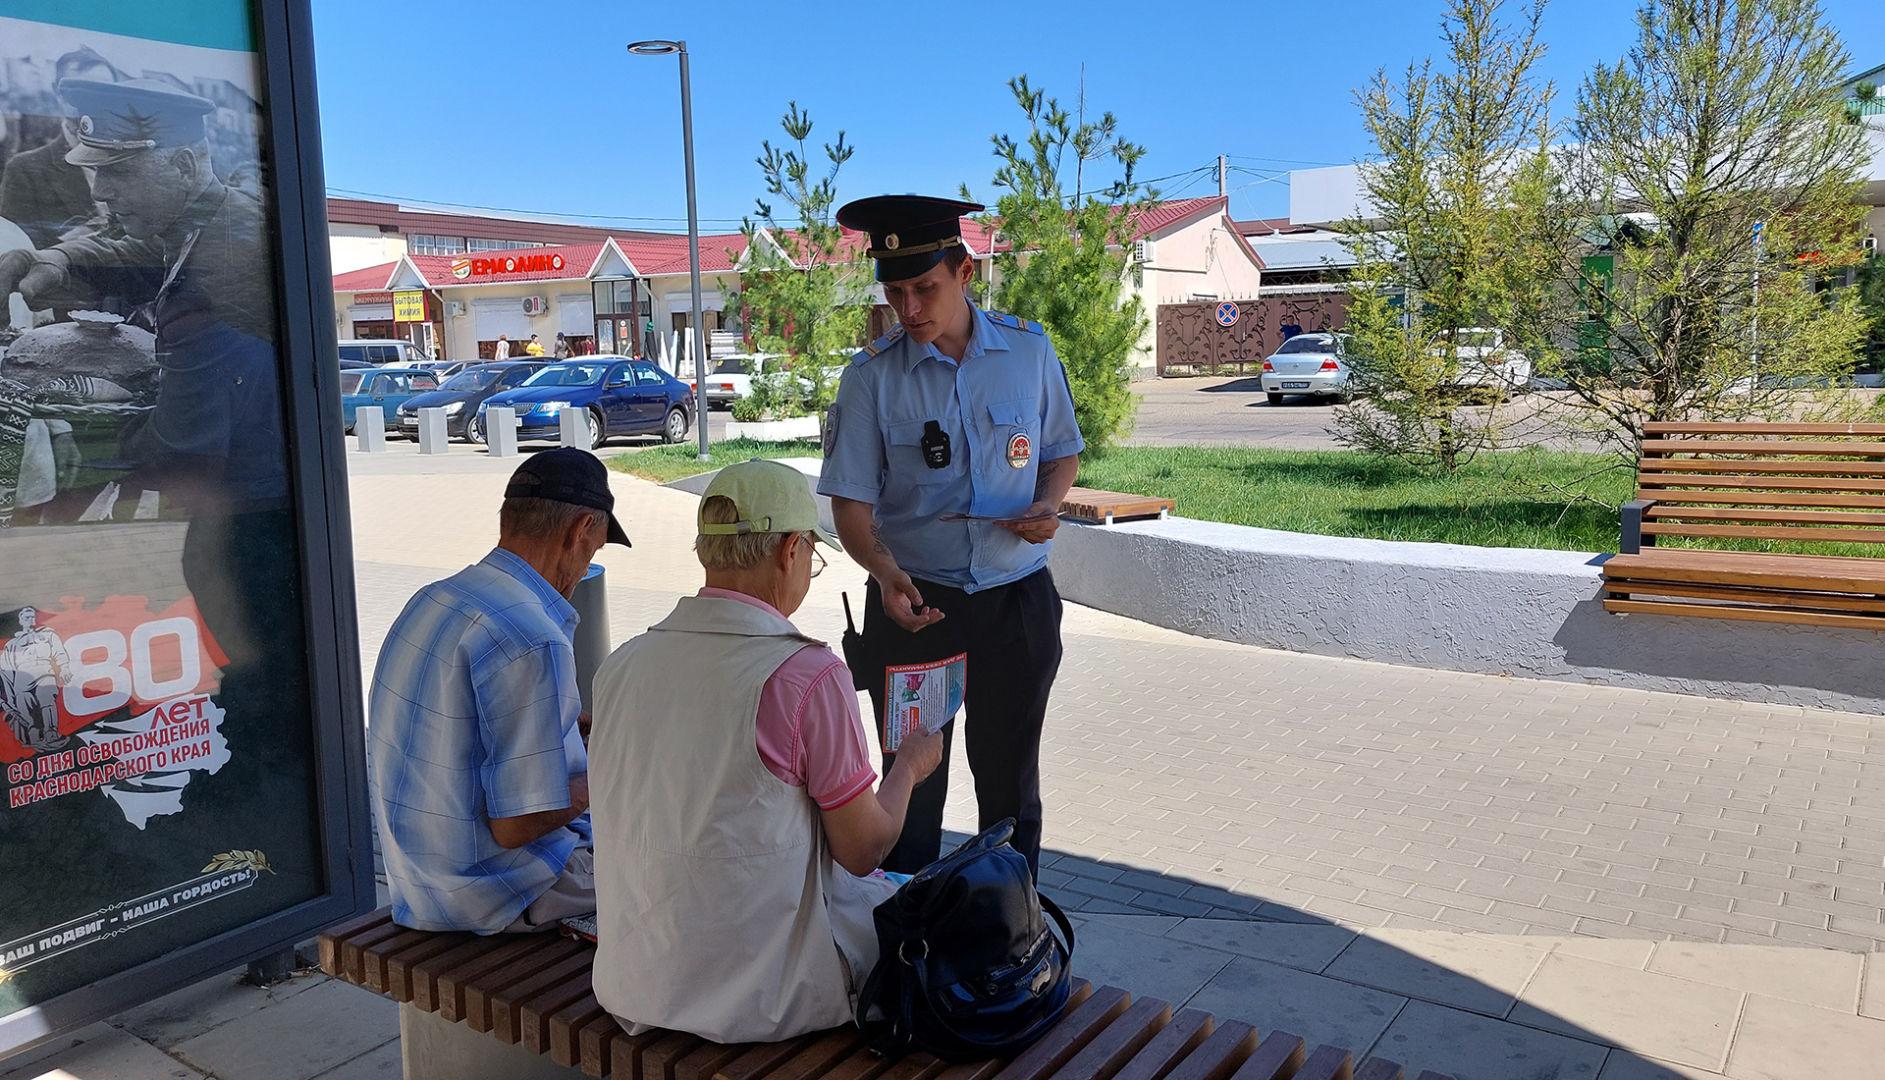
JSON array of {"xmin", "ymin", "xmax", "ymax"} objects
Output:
[{"xmin": 820, "ymin": 194, "xmax": 1084, "ymax": 877}]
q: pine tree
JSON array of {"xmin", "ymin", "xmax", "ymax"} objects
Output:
[
  {"xmin": 734, "ymin": 103, "xmax": 872, "ymax": 423},
  {"xmin": 1336, "ymin": 0, "xmax": 1567, "ymax": 472},
  {"xmin": 975, "ymin": 76, "xmax": 1153, "ymax": 450}
]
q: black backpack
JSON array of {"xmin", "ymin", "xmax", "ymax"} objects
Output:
[{"xmin": 855, "ymin": 820, "xmax": 1076, "ymax": 1061}]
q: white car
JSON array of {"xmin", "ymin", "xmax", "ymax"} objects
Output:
[
  {"xmin": 1441, "ymin": 328, "xmax": 1532, "ymax": 397},
  {"xmin": 1260, "ymin": 333, "xmax": 1354, "ymax": 405},
  {"xmin": 686, "ymin": 353, "xmax": 770, "ymax": 407}
]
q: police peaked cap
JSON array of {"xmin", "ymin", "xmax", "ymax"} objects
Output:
[
  {"xmin": 836, "ymin": 194, "xmax": 983, "ymax": 282},
  {"xmin": 60, "ymin": 78, "xmax": 215, "ymax": 168}
]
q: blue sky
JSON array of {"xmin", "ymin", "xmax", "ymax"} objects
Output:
[{"xmin": 311, "ymin": 0, "xmax": 1885, "ymax": 233}]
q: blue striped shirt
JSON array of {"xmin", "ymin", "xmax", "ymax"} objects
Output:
[{"xmin": 370, "ymin": 547, "xmax": 592, "ymax": 932}]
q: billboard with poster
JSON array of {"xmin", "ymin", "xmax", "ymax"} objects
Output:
[{"xmin": 0, "ymin": 0, "xmax": 370, "ymax": 1056}]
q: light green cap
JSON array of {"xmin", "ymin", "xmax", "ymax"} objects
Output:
[{"xmin": 698, "ymin": 459, "xmax": 842, "ymax": 550}]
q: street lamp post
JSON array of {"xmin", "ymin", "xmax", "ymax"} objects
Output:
[{"xmin": 628, "ymin": 39, "xmax": 710, "ymax": 461}]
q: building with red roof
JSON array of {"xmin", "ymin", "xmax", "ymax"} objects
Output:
[
  {"xmin": 332, "ymin": 232, "xmax": 776, "ymax": 364},
  {"xmin": 330, "ymin": 195, "xmax": 1261, "ymax": 373}
]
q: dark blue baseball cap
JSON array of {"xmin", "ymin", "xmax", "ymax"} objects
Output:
[{"xmin": 504, "ymin": 448, "xmax": 632, "ymax": 546}]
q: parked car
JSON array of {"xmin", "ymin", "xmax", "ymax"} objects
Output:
[
  {"xmin": 1439, "ymin": 328, "xmax": 1532, "ymax": 398},
  {"xmin": 689, "ymin": 354, "xmax": 766, "ymax": 407},
  {"xmin": 415, "ymin": 359, "xmax": 480, "ymax": 381},
  {"xmin": 476, "ymin": 356, "xmax": 695, "ymax": 448},
  {"xmin": 395, "ymin": 362, "xmax": 540, "ymax": 441},
  {"xmin": 1259, "ymin": 333, "xmax": 1354, "ymax": 405},
  {"xmin": 338, "ymin": 358, "xmax": 375, "ymax": 370},
  {"xmin": 337, "ymin": 338, "xmax": 432, "ymax": 366},
  {"xmin": 340, "ymin": 367, "xmax": 439, "ymax": 433}
]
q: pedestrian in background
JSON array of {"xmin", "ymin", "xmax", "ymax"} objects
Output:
[
  {"xmin": 494, "ymin": 334, "xmax": 511, "ymax": 360},
  {"xmin": 553, "ymin": 331, "xmax": 573, "ymax": 359},
  {"xmin": 819, "ymin": 194, "xmax": 1083, "ymax": 878},
  {"xmin": 526, "ymin": 333, "xmax": 545, "ymax": 357}
]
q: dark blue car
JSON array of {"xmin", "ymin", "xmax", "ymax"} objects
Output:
[
  {"xmin": 476, "ymin": 356, "xmax": 695, "ymax": 448},
  {"xmin": 394, "ymin": 361, "xmax": 541, "ymax": 441}
]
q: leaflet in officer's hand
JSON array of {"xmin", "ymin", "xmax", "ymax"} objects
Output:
[
  {"xmin": 937, "ymin": 508, "xmax": 1057, "ymax": 524},
  {"xmin": 883, "ymin": 652, "xmax": 966, "ymax": 753}
]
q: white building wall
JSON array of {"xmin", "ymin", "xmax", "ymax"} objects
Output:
[{"xmin": 329, "ymin": 224, "xmax": 408, "ymax": 274}]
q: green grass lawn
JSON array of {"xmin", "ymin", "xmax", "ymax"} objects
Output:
[
  {"xmin": 1077, "ymin": 445, "xmax": 1635, "ymax": 551},
  {"xmin": 607, "ymin": 438, "xmax": 822, "ymax": 484}
]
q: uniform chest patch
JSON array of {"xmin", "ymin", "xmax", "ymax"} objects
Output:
[{"xmin": 1007, "ymin": 431, "xmax": 1031, "ymax": 469}]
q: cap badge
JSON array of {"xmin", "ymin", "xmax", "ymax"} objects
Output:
[
  {"xmin": 1007, "ymin": 431, "xmax": 1031, "ymax": 469},
  {"xmin": 77, "ymin": 115, "xmax": 94, "ymax": 137},
  {"xmin": 885, "ymin": 233, "xmax": 900, "ymax": 250}
]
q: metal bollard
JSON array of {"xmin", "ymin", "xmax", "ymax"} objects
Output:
[
  {"xmin": 417, "ymin": 407, "xmax": 449, "ymax": 454},
  {"xmin": 355, "ymin": 407, "xmax": 386, "ymax": 452},
  {"xmin": 558, "ymin": 408, "xmax": 591, "ymax": 449},
  {"xmin": 486, "ymin": 407, "xmax": 518, "ymax": 457},
  {"xmin": 569, "ymin": 563, "xmax": 610, "ymax": 713}
]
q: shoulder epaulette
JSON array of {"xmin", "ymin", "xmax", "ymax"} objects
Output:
[
  {"xmin": 858, "ymin": 325, "xmax": 906, "ymax": 359},
  {"xmin": 984, "ymin": 310, "xmax": 1045, "ymax": 335}
]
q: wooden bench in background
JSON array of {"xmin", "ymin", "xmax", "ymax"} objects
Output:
[
  {"xmin": 1601, "ymin": 421, "xmax": 1885, "ymax": 628},
  {"xmin": 319, "ymin": 908, "xmax": 1453, "ymax": 1080},
  {"xmin": 1059, "ymin": 488, "xmax": 1174, "ymax": 526}
]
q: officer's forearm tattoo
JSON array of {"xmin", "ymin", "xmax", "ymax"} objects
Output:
[
  {"xmin": 1032, "ymin": 458, "xmax": 1060, "ymax": 502},
  {"xmin": 869, "ymin": 520, "xmax": 891, "ymax": 557}
]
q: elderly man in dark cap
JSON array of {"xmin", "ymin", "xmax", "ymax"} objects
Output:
[{"xmin": 374, "ymin": 449, "xmax": 629, "ymax": 933}]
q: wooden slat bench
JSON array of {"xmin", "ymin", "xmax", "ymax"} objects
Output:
[
  {"xmin": 1059, "ymin": 487, "xmax": 1174, "ymax": 526},
  {"xmin": 1602, "ymin": 421, "xmax": 1885, "ymax": 628},
  {"xmin": 319, "ymin": 908, "xmax": 1452, "ymax": 1080}
]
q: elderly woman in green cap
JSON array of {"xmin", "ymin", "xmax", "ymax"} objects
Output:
[{"xmin": 587, "ymin": 459, "xmax": 943, "ymax": 1043}]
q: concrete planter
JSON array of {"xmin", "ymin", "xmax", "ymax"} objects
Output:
[
  {"xmin": 1049, "ymin": 517, "xmax": 1883, "ymax": 716},
  {"xmin": 725, "ymin": 416, "xmax": 821, "ymax": 442}
]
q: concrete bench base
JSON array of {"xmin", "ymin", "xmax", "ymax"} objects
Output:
[{"xmin": 403, "ymin": 1001, "xmax": 578, "ymax": 1080}]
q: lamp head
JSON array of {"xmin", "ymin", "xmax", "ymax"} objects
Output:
[{"xmin": 627, "ymin": 40, "xmax": 683, "ymax": 55}]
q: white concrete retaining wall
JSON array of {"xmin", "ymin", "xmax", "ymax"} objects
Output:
[
  {"xmin": 671, "ymin": 461, "xmax": 1884, "ymax": 716},
  {"xmin": 1050, "ymin": 517, "xmax": 1884, "ymax": 716}
]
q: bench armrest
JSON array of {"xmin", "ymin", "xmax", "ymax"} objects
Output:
[{"xmin": 1619, "ymin": 498, "xmax": 1657, "ymax": 554}]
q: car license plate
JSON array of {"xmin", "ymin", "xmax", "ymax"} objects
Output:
[{"xmin": 1282, "ymin": 381, "xmax": 1310, "ymax": 389}]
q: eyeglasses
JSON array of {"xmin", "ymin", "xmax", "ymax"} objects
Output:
[{"xmin": 807, "ymin": 538, "xmax": 827, "ymax": 579}]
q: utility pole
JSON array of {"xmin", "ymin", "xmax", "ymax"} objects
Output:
[{"xmin": 1218, "ymin": 155, "xmax": 1227, "ymax": 199}]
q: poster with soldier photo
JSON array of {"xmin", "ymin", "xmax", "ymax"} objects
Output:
[{"xmin": 0, "ymin": 5, "xmax": 325, "ymax": 1018}]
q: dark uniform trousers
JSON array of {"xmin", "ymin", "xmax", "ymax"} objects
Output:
[{"xmin": 865, "ymin": 567, "xmax": 1063, "ymax": 877}]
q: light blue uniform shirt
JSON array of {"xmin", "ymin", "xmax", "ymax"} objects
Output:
[
  {"xmin": 369, "ymin": 547, "xmax": 592, "ymax": 933},
  {"xmin": 818, "ymin": 305, "xmax": 1085, "ymax": 592}
]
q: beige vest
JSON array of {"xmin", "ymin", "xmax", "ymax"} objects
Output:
[{"xmin": 588, "ymin": 595, "xmax": 895, "ymax": 1043}]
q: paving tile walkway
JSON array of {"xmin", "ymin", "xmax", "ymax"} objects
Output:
[{"xmin": 5, "ymin": 442, "xmax": 1881, "ymax": 1080}]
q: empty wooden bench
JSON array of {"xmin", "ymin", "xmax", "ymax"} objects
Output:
[
  {"xmin": 1602, "ymin": 421, "xmax": 1885, "ymax": 628},
  {"xmin": 318, "ymin": 908, "xmax": 1452, "ymax": 1080},
  {"xmin": 1059, "ymin": 487, "xmax": 1174, "ymax": 526}
]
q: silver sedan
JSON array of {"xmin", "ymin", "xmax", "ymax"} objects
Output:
[{"xmin": 1259, "ymin": 333, "xmax": 1354, "ymax": 405}]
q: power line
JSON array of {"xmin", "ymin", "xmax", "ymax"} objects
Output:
[{"xmin": 1134, "ymin": 164, "xmax": 1219, "ymax": 188}]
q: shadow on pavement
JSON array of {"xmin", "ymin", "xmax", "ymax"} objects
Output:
[
  {"xmin": 1196, "ymin": 377, "xmax": 1266, "ymax": 394},
  {"xmin": 940, "ymin": 830, "xmax": 1712, "ymax": 1080}
]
